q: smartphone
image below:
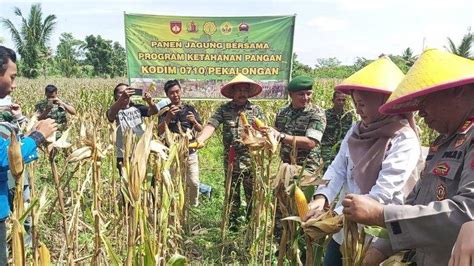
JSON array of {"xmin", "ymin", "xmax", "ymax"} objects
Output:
[{"xmin": 133, "ymin": 88, "xmax": 144, "ymax": 96}]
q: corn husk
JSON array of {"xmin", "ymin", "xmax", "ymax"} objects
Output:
[
  {"xmin": 284, "ymin": 211, "xmax": 343, "ymax": 241},
  {"xmin": 8, "ymin": 132, "xmax": 24, "ymax": 178},
  {"xmin": 66, "ymin": 146, "xmax": 92, "ymax": 163},
  {"xmin": 38, "ymin": 242, "xmax": 51, "ymax": 266}
]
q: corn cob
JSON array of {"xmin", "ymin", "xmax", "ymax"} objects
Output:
[
  {"xmin": 253, "ymin": 117, "xmax": 265, "ymax": 129},
  {"xmin": 188, "ymin": 142, "xmax": 204, "ymax": 149},
  {"xmin": 294, "ymin": 185, "xmax": 309, "ymax": 219},
  {"xmin": 240, "ymin": 112, "xmax": 249, "ymax": 126},
  {"xmin": 8, "ymin": 132, "xmax": 24, "ymax": 179}
]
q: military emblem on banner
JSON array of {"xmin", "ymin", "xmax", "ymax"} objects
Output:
[
  {"xmin": 170, "ymin": 21, "xmax": 182, "ymax": 34},
  {"xmin": 239, "ymin": 22, "xmax": 249, "ymax": 32},
  {"xmin": 187, "ymin": 21, "xmax": 198, "ymax": 33},
  {"xmin": 203, "ymin": 21, "xmax": 217, "ymax": 35},
  {"xmin": 220, "ymin": 22, "xmax": 232, "ymax": 35}
]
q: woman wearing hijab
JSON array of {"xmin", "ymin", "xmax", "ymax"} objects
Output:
[{"xmin": 303, "ymin": 56, "xmax": 421, "ymax": 266}]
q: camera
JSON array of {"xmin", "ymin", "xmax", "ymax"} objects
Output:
[{"xmin": 133, "ymin": 88, "xmax": 144, "ymax": 96}]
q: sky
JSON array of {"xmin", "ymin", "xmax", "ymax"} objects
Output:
[{"xmin": 0, "ymin": 0, "xmax": 472, "ymax": 66}]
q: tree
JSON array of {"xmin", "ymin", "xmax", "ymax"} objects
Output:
[
  {"xmin": 401, "ymin": 47, "xmax": 417, "ymax": 67},
  {"xmin": 110, "ymin": 41, "xmax": 127, "ymax": 77},
  {"xmin": 315, "ymin": 57, "xmax": 341, "ymax": 68},
  {"xmin": 55, "ymin": 32, "xmax": 84, "ymax": 77},
  {"xmin": 445, "ymin": 28, "xmax": 473, "ymax": 59},
  {"xmin": 1, "ymin": 3, "xmax": 57, "ymax": 78},
  {"xmin": 353, "ymin": 57, "xmax": 372, "ymax": 70},
  {"xmin": 82, "ymin": 35, "xmax": 115, "ymax": 77},
  {"xmin": 291, "ymin": 53, "xmax": 313, "ymax": 78}
]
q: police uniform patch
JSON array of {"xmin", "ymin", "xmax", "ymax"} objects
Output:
[
  {"xmin": 429, "ymin": 145, "xmax": 439, "ymax": 153},
  {"xmin": 454, "ymin": 136, "xmax": 466, "ymax": 148},
  {"xmin": 436, "ymin": 183, "xmax": 447, "ymax": 201},
  {"xmin": 432, "ymin": 162, "xmax": 450, "ymax": 176},
  {"xmin": 458, "ymin": 118, "xmax": 474, "ymax": 133}
]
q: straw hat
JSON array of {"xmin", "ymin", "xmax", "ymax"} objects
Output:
[
  {"xmin": 220, "ymin": 74, "xmax": 263, "ymax": 98},
  {"xmin": 380, "ymin": 48, "xmax": 474, "ymax": 114},
  {"xmin": 336, "ymin": 56, "xmax": 405, "ymax": 95}
]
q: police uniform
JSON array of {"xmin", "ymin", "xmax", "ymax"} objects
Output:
[
  {"xmin": 376, "ymin": 118, "xmax": 474, "ymax": 265},
  {"xmin": 320, "ymin": 108, "xmax": 353, "ymax": 171},
  {"xmin": 374, "ymin": 49, "xmax": 474, "ymax": 266}
]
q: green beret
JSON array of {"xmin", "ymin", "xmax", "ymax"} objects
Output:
[{"xmin": 288, "ymin": 76, "xmax": 314, "ymax": 92}]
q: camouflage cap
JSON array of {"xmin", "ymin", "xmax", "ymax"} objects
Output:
[{"xmin": 288, "ymin": 76, "xmax": 314, "ymax": 92}]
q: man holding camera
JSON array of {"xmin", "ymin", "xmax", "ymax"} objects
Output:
[
  {"xmin": 35, "ymin": 84, "xmax": 76, "ymax": 132},
  {"xmin": 158, "ymin": 79, "xmax": 203, "ymax": 207},
  {"xmin": 107, "ymin": 83, "xmax": 158, "ymax": 175}
]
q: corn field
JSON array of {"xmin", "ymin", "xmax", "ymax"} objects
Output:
[{"xmin": 7, "ymin": 77, "xmax": 436, "ymax": 265}]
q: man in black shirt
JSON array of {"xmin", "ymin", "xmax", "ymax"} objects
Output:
[{"xmin": 158, "ymin": 80, "xmax": 203, "ymax": 206}]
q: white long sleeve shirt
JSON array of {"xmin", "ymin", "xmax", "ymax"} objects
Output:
[{"xmin": 315, "ymin": 120, "xmax": 421, "ymax": 244}]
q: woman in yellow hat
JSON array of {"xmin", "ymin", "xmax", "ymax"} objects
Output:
[
  {"xmin": 304, "ymin": 56, "xmax": 421, "ymax": 266},
  {"xmin": 342, "ymin": 49, "xmax": 474, "ymax": 266}
]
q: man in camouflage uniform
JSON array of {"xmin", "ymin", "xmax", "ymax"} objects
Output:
[
  {"xmin": 35, "ymin": 84, "xmax": 76, "ymax": 133},
  {"xmin": 273, "ymin": 76, "xmax": 326, "ymax": 174},
  {"xmin": 321, "ymin": 91, "xmax": 353, "ymax": 171},
  {"xmin": 196, "ymin": 74, "xmax": 265, "ymax": 228},
  {"xmin": 342, "ymin": 49, "xmax": 474, "ymax": 266}
]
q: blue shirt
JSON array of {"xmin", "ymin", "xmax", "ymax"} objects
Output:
[{"xmin": 0, "ymin": 135, "xmax": 40, "ymax": 220}]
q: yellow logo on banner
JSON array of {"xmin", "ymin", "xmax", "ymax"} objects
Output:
[
  {"xmin": 203, "ymin": 22, "xmax": 217, "ymax": 35},
  {"xmin": 220, "ymin": 22, "xmax": 232, "ymax": 35}
]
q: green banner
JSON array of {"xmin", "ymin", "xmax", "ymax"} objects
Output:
[{"xmin": 125, "ymin": 13, "xmax": 295, "ymax": 99}]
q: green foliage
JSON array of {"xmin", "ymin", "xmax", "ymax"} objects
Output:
[
  {"xmin": 83, "ymin": 35, "xmax": 114, "ymax": 77},
  {"xmin": 55, "ymin": 33, "xmax": 84, "ymax": 78},
  {"xmin": 445, "ymin": 28, "xmax": 473, "ymax": 59},
  {"xmin": 1, "ymin": 3, "xmax": 57, "ymax": 78},
  {"xmin": 291, "ymin": 53, "xmax": 313, "ymax": 78},
  {"xmin": 110, "ymin": 42, "xmax": 127, "ymax": 77},
  {"xmin": 82, "ymin": 35, "xmax": 127, "ymax": 78}
]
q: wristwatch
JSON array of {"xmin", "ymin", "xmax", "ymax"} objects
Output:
[{"xmin": 279, "ymin": 132, "xmax": 286, "ymax": 142}]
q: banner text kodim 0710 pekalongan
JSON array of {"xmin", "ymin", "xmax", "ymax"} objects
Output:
[{"xmin": 124, "ymin": 13, "xmax": 295, "ymax": 99}]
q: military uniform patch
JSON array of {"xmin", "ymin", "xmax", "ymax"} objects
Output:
[
  {"xmin": 432, "ymin": 162, "xmax": 450, "ymax": 176},
  {"xmin": 436, "ymin": 183, "xmax": 447, "ymax": 201}
]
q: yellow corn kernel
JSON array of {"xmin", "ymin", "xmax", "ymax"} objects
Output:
[
  {"xmin": 294, "ymin": 185, "xmax": 309, "ymax": 219},
  {"xmin": 240, "ymin": 112, "xmax": 249, "ymax": 126},
  {"xmin": 188, "ymin": 142, "xmax": 204, "ymax": 149},
  {"xmin": 8, "ymin": 132, "xmax": 24, "ymax": 179},
  {"xmin": 253, "ymin": 117, "xmax": 265, "ymax": 129}
]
